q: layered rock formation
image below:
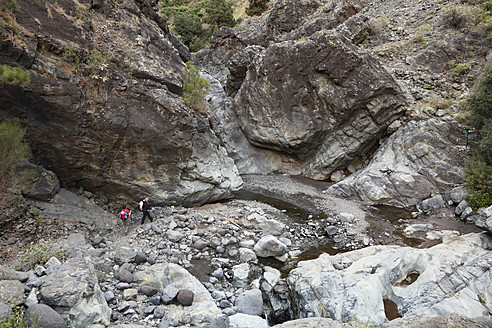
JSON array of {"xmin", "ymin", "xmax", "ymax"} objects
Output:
[
  {"xmin": 0, "ymin": 0, "xmax": 241, "ymax": 206},
  {"xmin": 198, "ymin": 0, "xmax": 406, "ymax": 178},
  {"xmin": 327, "ymin": 118, "xmax": 468, "ymax": 208}
]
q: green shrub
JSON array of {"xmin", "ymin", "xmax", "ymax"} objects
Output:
[
  {"xmin": 0, "ymin": 305, "xmax": 38, "ymax": 328},
  {"xmin": 448, "ymin": 60, "xmax": 470, "ymax": 77},
  {"xmin": 442, "ymin": 3, "xmax": 476, "ymax": 29},
  {"xmin": 463, "ymin": 62, "xmax": 492, "ymax": 209},
  {"xmin": 159, "ymin": 0, "xmax": 236, "ymax": 52},
  {"xmin": 0, "ymin": 121, "xmax": 30, "ymax": 186},
  {"xmin": 0, "ymin": 65, "xmax": 30, "ymax": 86},
  {"xmin": 18, "ymin": 242, "xmax": 64, "ymax": 270},
  {"xmin": 182, "ymin": 61, "xmax": 210, "ymax": 111}
]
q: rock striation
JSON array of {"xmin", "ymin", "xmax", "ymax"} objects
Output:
[
  {"xmin": 198, "ymin": 0, "xmax": 406, "ymax": 178},
  {"xmin": 327, "ymin": 118, "xmax": 468, "ymax": 208},
  {"xmin": 0, "ymin": 0, "xmax": 241, "ymax": 206}
]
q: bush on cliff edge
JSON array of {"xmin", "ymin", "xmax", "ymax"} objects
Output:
[
  {"xmin": 464, "ymin": 61, "xmax": 492, "ymax": 209},
  {"xmin": 0, "ymin": 121, "xmax": 30, "ymax": 189}
]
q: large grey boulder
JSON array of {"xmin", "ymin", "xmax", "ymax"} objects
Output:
[
  {"xmin": 254, "ymin": 235, "xmax": 288, "ymax": 258},
  {"xmin": 199, "ymin": 0, "xmax": 405, "ymax": 178},
  {"xmin": 39, "ymin": 257, "xmax": 110, "ymax": 328},
  {"xmin": 133, "ymin": 263, "xmax": 224, "ymax": 326},
  {"xmin": 328, "ymin": 119, "xmax": 468, "ymax": 208},
  {"xmin": 17, "ymin": 162, "xmax": 60, "ymax": 201},
  {"xmin": 228, "ymin": 313, "xmax": 268, "ymax": 328},
  {"xmin": 383, "ymin": 313, "xmax": 492, "ymax": 328},
  {"xmin": 33, "ymin": 189, "xmax": 118, "ymax": 230},
  {"xmin": 288, "ymin": 233, "xmax": 492, "ymax": 324},
  {"xmin": 24, "ymin": 304, "xmax": 67, "ymax": 328},
  {"xmin": 235, "ymin": 289, "xmax": 263, "ymax": 316},
  {"xmin": 0, "ymin": 303, "xmax": 12, "ymax": 322},
  {"xmin": 0, "ymin": 280, "xmax": 24, "ymax": 306}
]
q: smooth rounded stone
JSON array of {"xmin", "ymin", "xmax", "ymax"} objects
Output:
[
  {"xmin": 235, "ymin": 289, "xmax": 263, "ymax": 316},
  {"xmin": 213, "ymin": 268, "xmax": 224, "ymax": 280},
  {"xmin": 167, "ymin": 230, "xmax": 185, "ymax": 242},
  {"xmin": 193, "ymin": 239, "xmax": 208, "ymax": 250},
  {"xmin": 118, "ymin": 269, "xmax": 134, "ymax": 283},
  {"xmin": 144, "ymin": 305, "xmax": 156, "ymax": 314},
  {"xmin": 229, "ymin": 249, "xmax": 239, "ymax": 257},
  {"xmin": 158, "ymin": 319, "xmax": 170, "ymax": 328},
  {"xmin": 154, "ymin": 305, "xmax": 166, "ymax": 319},
  {"xmin": 239, "ymin": 248, "xmax": 257, "ymax": 262},
  {"xmin": 161, "ymin": 284, "xmax": 179, "ymax": 304},
  {"xmin": 120, "ymin": 262, "xmax": 136, "ymax": 273},
  {"xmin": 141, "ymin": 285, "xmax": 158, "ymax": 296},
  {"xmin": 333, "ymin": 235, "xmax": 343, "ymax": 243},
  {"xmin": 404, "ymin": 224, "xmax": 434, "ymax": 234},
  {"xmin": 0, "ymin": 302, "xmax": 12, "ymax": 321},
  {"xmin": 127, "ymin": 300, "xmax": 138, "ymax": 308},
  {"xmin": 325, "ymin": 226, "xmax": 338, "ymax": 235},
  {"xmin": 116, "ymin": 282, "xmax": 131, "ymax": 290},
  {"xmin": 222, "ymin": 307, "xmax": 236, "ymax": 316},
  {"xmin": 239, "ymin": 240, "xmax": 255, "ymax": 248},
  {"xmin": 24, "ymin": 304, "xmax": 67, "ymax": 328},
  {"xmin": 0, "ymin": 280, "xmax": 24, "ymax": 306},
  {"xmin": 176, "ymin": 289, "xmax": 194, "ymax": 306},
  {"xmin": 253, "ymin": 235, "xmax": 288, "ymax": 258},
  {"xmin": 337, "ymin": 213, "xmax": 355, "ymax": 222},
  {"xmin": 104, "ymin": 291, "xmax": 115, "ymax": 302},
  {"xmin": 346, "ymin": 229, "xmax": 357, "ymax": 236},
  {"xmin": 134, "ymin": 251, "xmax": 148, "ymax": 264},
  {"xmin": 330, "ymin": 170, "xmax": 344, "ymax": 182},
  {"xmin": 228, "ymin": 313, "xmax": 268, "ymax": 328},
  {"xmin": 123, "ymin": 288, "xmax": 138, "ymax": 300},
  {"xmin": 233, "ymin": 263, "xmax": 250, "ymax": 286},
  {"xmin": 149, "ymin": 295, "xmax": 161, "ymax": 305}
]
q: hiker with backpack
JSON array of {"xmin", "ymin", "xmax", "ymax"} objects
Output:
[
  {"xmin": 140, "ymin": 197, "xmax": 153, "ymax": 224},
  {"xmin": 119, "ymin": 205, "xmax": 132, "ymax": 232}
]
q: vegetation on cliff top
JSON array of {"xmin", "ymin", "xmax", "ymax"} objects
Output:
[
  {"xmin": 159, "ymin": 0, "xmax": 237, "ymax": 52},
  {"xmin": 464, "ymin": 61, "xmax": 492, "ymax": 209}
]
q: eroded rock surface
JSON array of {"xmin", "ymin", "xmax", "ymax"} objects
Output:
[
  {"xmin": 199, "ymin": 0, "xmax": 406, "ymax": 179},
  {"xmin": 328, "ymin": 118, "xmax": 468, "ymax": 208},
  {"xmin": 0, "ymin": 0, "xmax": 241, "ymax": 206},
  {"xmin": 288, "ymin": 233, "xmax": 492, "ymax": 324}
]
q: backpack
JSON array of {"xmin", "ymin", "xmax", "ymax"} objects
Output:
[
  {"xmin": 139, "ymin": 200, "xmax": 144, "ymax": 211},
  {"xmin": 119, "ymin": 209, "xmax": 129, "ymax": 220}
]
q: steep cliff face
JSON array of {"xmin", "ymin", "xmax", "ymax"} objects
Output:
[
  {"xmin": 198, "ymin": 0, "xmax": 406, "ymax": 178},
  {"xmin": 0, "ymin": 0, "xmax": 241, "ymax": 205}
]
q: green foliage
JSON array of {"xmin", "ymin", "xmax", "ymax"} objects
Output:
[
  {"xmin": 159, "ymin": 0, "xmax": 236, "ymax": 52},
  {"xmin": 448, "ymin": 60, "xmax": 470, "ymax": 77},
  {"xmin": 0, "ymin": 0, "xmax": 18, "ymax": 12},
  {"xmin": 0, "ymin": 121, "xmax": 30, "ymax": 186},
  {"xmin": 182, "ymin": 61, "xmax": 210, "ymax": 111},
  {"xmin": 0, "ymin": 65, "xmax": 30, "ymax": 86},
  {"xmin": 246, "ymin": 0, "xmax": 269, "ymax": 16},
  {"xmin": 467, "ymin": 62, "xmax": 492, "ymax": 162},
  {"xmin": 463, "ymin": 62, "xmax": 492, "ymax": 209},
  {"xmin": 0, "ymin": 305, "xmax": 38, "ymax": 328},
  {"xmin": 18, "ymin": 242, "xmax": 64, "ymax": 271}
]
